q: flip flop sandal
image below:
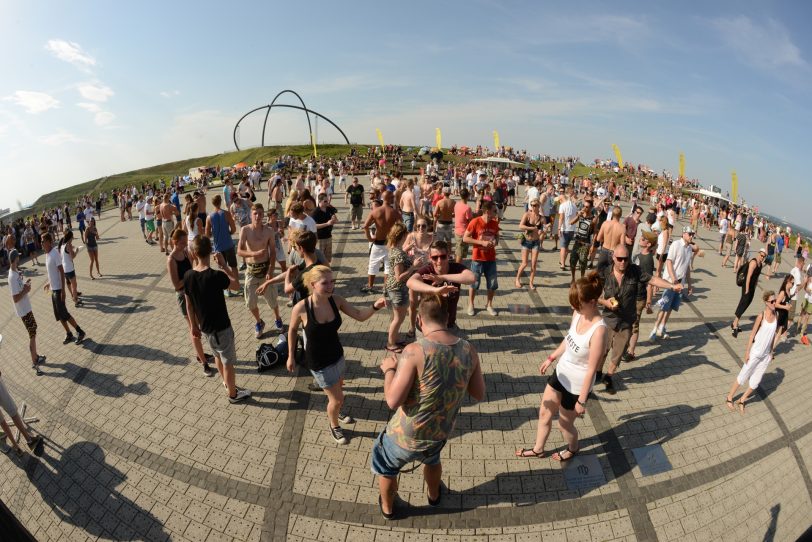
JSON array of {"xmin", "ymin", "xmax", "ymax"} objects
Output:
[
  {"xmin": 725, "ymin": 399, "xmax": 735, "ymax": 411},
  {"xmin": 515, "ymin": 447, "xmax": 546, "ymax": 458},
  {"xmin": 552, "ymin": 448, "xmax": 579, "ymax": 462},
  {"xmin": 737, "ymin": 400, "xmax": 746, "ymax": 415}
]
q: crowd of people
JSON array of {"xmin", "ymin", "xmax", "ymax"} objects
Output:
[{"xmin": 3, "ymin": 148, "xmax": 811, "ymax": 520}]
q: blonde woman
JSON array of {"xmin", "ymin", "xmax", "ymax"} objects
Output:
[
  {"xmin": 385, "ymin": 223, "xmax": 422, "ymax": 352},
  {"xmin": 655, "ymin": 216, "xmax": 670, "ymax": 280},
  {"xmin": 403, "ymin": 217, "xmax": 433, "ymax": 337},
  {"xmin": 287, "ymin": 266, "xmax": 386, "ymax": 444}
]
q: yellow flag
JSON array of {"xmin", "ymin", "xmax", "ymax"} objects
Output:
[
  {"xmin": 612, "ymin": 144, "xmax": 624, "ymax": 168},
  {"xmin": 679, "ymin": 153, "xmax": 685, "ymax": 179},
  {"xmin": 310, "ymin": 133, "xmax": 318, "ymax": 158},
  {"xmin": 435, "ymin": 128, "xmax": 442, "ymax": 150},
  {"xmin": 376, "ymin": 128, "xmax": 385, "ymax": 150},
  {"xmin": 731, "ymin": 171, "xmax": 738, "ymax": 203},
  {"xmin": 493, "ymin": 130, "xmax": 500, "ymax": 150}
]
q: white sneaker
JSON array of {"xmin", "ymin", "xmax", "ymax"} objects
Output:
[
  {"xmin": 228, "ymin": 389, "xmax": 251, "ymax": 404},
  {"xmin": 486, "ymin": 305, "xmax": 497, "ymax": 316},
  {"xmin": 656, "ymin": 326, "xmax": 664, "ymax": 338},
  {"xmin": 648, "ymin": 327, "xmax": 658, "ymax": 340},
  {"xmin": 660, "ymin": 327, "xmax": 670, "ymax": 339},
  {"xmin": 466, "ymin": 305, "xmax": 475, "ymax": 316}
]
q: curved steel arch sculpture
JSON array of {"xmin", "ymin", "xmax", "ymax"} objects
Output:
[{"xmin": 233, "ymin": 90, "xmax": 351, "ymax": 151}]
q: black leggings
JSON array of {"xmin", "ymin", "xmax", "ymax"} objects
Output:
[{"xmin": 734, "ymin": 284, "xmax": 755, "ymax": 319}]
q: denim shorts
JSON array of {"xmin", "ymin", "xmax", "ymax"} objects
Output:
[
  {"xmin": 370, "ymin": 429, "xmax": 444, "ymax": 477},
  {"xmin": 657, "ymin": 287, "xmax": 682, "ymax": 312},
  {"xmin": 520, "ymin": 237, "xmax": 540, "ymax": 251},
  {"xmin": 470, "ymin": 260, "xmax": 498, "ymax": 291},
  {"xmin": 559, "ymin": 230, "xmax": 574, "ymax": 249},
  {"xmin": 309, "ymin": 356, "xmax": 345, "ymax": 389}
]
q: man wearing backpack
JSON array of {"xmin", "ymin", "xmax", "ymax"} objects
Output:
[{"xmin": 731, "ymin": 248, "xmax": 767, "ymax": 337}]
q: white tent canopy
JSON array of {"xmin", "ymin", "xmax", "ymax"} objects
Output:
[
  {"xmin": 471, "ymin": 156, "xmax": 528, "ymax": 168},
  {"xmin": 689, "ymin": 188, "xmax": 732, "ymax": 203}
]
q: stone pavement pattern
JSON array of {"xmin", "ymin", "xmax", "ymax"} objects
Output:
[{"xmin": 0, "ymin": 184, "xmax": 810, "ymax": 542}]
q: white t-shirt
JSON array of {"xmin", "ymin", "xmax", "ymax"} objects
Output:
[
  {"xmin": 719, "ymin": 218, "xmax": 729, "ymax": 236},
  {"xmin": 559, "ymin": 199, "xmax": 578, "ymax": 232},
  {"xmin": 136, "ymin": 200, "xmax": 146, "ymax": 220},
  {"xmin": 289, "ymin": 216, "xmax": 317, "ymax": 234},
  {"xmin": 84, "ymin": 207, "xmax": 93, "ymax": 222},
  {"xmin": 144, "ymin": 203, "xmax": 154, "ymax": 220},
  {"xmin": 8, "ymin": 268, "xmax": 32, "ymax": 317},
  {"xmin": 663, "ymin": 238, "xmax": 693, "ymax": 282},
  {"xmin": 45, "ymin": 247, "xmax": 63, "ymax": 290},
  {"xmin": 789, "ymin": 267, "xmax": 802, "ymax": 300},
  {"xmin": 61, "ymin": 243, "xmax": 75, "ymax": 273}
]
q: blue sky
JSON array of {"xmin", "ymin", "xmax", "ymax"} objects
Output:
[{"xmin": 1, "ymin": 0, "xmax": 810, "ymax": 225}]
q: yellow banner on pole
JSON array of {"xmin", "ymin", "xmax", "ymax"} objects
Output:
[
  {"xmin": 679, "ymin": 153, "xmax": 685, "ymax": 179},
  {"xmin": 731, "ymin": 171, "xmax": 738, "ymax": 204},
  {"xmin": 436, "ymin": 128, "xmax": 442, "ymax": 150},
  {"xmin": 376, "ymin": 128, "xmax": 385, "ymax": 150},
  {"xmin": 310, "ymin": 133, "xmax": 318, "ymax": 158},
  {"xmin": 612, "ymin": 144, "xmax": 624, "ymax": 168},
  {"xmin": 493, "ymin": 130, "xmax": 500, "ymax": 150}
]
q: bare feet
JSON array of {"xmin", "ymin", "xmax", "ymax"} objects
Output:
[
  {"xmin": 514, "ymin": 280, "xmax": 522, "ymax": 288},
  {"xmin": 725, "ymin": 398, "xmax": 735, "ymax": 411},
  {"xmin": 737, "ymin": 400, "xmax": 745, "ymax": 415}
]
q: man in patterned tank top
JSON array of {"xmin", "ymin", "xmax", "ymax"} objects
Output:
[{"xmin": 372, "ymin": 295, "xmax": 486, "ymax": 519}]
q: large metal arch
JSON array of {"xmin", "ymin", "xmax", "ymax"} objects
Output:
[{"xmin": 233, "ymin": 91, "xmax": 351, "ymax": 151}]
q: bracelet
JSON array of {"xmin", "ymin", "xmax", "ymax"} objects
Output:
[
  {"xmin": 383, "ymin": 368, "xmax": 396, "ymax": 376},
  {"xmin": 577, "ymin": 399, "xmax": 587, "ymax": 407}
]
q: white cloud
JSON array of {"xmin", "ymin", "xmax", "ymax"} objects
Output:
[
  {"xmin": 76, "ymin": 102, "xmax": 115, "ymax": 125},
  {"xmin": 94, "ymin": 111, "xmax": 115, "ymax": 126},
  {"xmin": 77, "ymin": 83, "xmax": 114, "ymax": 102},
  {"xmin": 45, "ymin": 39, "xmax": 96, "ymax": 68},
  {"xmin": 711, "ymin": 16, "xmax": 806, "ymax": 70},
  {"xmin": 40, "ymin": 131, "xmax": 81, "ymax": 145},
  {"xmin": 6, "ymin": 91, "xmax": 60, "ymax": 114},
  {"xmin": 77, "ymin": 102, "xmax": 101, "ymax": 113},
  {"xmin": 160, "ymin": 90, "xmax": 181, "ymax": 98}
]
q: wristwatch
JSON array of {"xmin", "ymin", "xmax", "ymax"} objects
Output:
[{"xmin": 577, "ymin": 399, "xmax": 587, "ymax": 407}]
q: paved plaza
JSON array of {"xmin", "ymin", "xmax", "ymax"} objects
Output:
[{"xmin": 1, "ymin": 186, "xmax": 810, "ymax": 542}]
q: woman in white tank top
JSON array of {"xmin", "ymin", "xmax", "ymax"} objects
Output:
[
  {"xmin": 726, "ymin": 291, "xmax": 778, "ymax": 414},
  {"xmin": 515, "ymin": 272, "xmax": 606, "ymax": 462}
]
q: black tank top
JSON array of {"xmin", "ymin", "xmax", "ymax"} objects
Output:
[
  {"xmin": 304, "ymin": 296, "xmax": 343, "ymax": 371},
  {"xmin": 174, "ymin": 254, "xmax": 193, "ymax": 286}
]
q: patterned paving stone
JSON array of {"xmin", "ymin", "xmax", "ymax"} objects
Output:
[{"xmin": 1, "ymin": 183, "xmax": 810, "ymax": 541}]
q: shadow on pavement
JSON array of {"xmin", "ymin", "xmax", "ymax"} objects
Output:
[
  {"xmin": 43, "ymin": 362, "xmax": 150, "ymax": 398},
  {"xmin": 21, "ymin": 441, "xmax": 168, "ymax": 541}
]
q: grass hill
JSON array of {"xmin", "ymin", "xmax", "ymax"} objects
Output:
[{"xmin": 26, "ymin": 143, "xmax": 615, "ymax": 216}]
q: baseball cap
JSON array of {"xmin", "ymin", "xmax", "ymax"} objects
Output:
[
  {"xmin": 682, "ymin": 226, "xmax": 695, "ymax": 234},
  {"xmin": 759, "ymin": 247, "xmax": 767, "ymax": 254}
]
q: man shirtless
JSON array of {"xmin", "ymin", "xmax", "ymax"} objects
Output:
[
  {"xmin": 399, "ymin": 179, "xmax": 417, "ymax": 232},
  {"xmin": 237, "ymin": 203, "xmax": 282, "ymax": 337},
  {"xmin": 362, "ymin": 191, "xmax": 401, "ymax": 292},
  {"xmin": 433, "ymin": 187, "xmax": 455, "ymax": 243},
  {"xmin": 159, "ymin": 194, "xmax": 178, "ymax": 253},
  {"xmin": 595, "ymin": 206, "xmax": 626, "ymax": 268}
]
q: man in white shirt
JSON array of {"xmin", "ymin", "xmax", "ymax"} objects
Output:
[
  {"xmin": 8, "ymin": 250, "xmax": 46, "ymax": 374},
  {"xmin": 557, "ymin": 187, "xmax": 578, "ymax": 270},
  {"xmin": 135, "ymin": 196, "xmax": 147, "ymax": 239},
  {"xmin": 42, "ymin": 234, "xmax": 86, "ymax": 345},
  {"xmin": 287, "ymin": 203, "xmax": 317, "ymax": 266},
  {"xmin": 649, "ymin": 226, "xmax": 695, "ymax": 339},
  {"xmin": 718, "ymin": 212, "xmax": 730, "ymax": 255}
]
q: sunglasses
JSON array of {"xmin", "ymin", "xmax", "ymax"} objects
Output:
[
  {"xmin": 614, "ymin": 256, "xmax": 629, "ymax": 263},
  {"xmin": 415, "ymin": 224, "xmax": 428, "ymax": 230},
  {"xmin": 767, "ymin": 299, "xmax": 776, "ymax": 303},
  {"xmin": 430, "ymin": 254, "xmax": 448, "ymax": 261}
]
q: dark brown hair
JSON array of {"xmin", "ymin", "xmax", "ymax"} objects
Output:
[{"xmin": 568, "ymin": 271, "xmax": 604, "ymax": 311}]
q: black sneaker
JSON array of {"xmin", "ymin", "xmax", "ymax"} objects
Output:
[
  {"xmin": 36, "ymin": 355, "xmax": 46, "ymax": 365},
  {"xmin": 26, "ymin": 435, "xmax": 43, "ymax": 451},
  {"xmin": 202, "ymin": 363, "xmax": 215, "ymax": 376},
  {"xmin": 595, "ymin": 371, "xmax": 603, "ymax": 383},
  {"xmin": 603, "ymin": 374, "xmax": 616, "ymax": 395},
  {"xmin": 329, "ymin": 425, "xmax": 348, "ymax": 445},
  {"xmin": 307, "ymin": 382, "xmax": 323, "ymax": 392},
  {"xmin": 75, "ymin": 330, "xmax": 86, "ymax": 345},
  {"xmin": 63, "ymin": 334, "xmax": 75, "ymax": 345},
  {"xmin": 32, "ymin": 364, "xmax": 44, "ymax": 376}
]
